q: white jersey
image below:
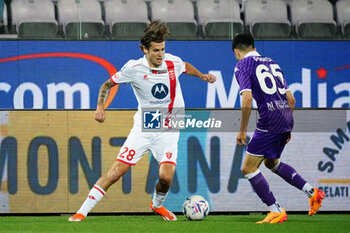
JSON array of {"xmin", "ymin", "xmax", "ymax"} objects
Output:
[{"xmin": 110, "ymin": 53, "xmax": 187, "ymax": 127}]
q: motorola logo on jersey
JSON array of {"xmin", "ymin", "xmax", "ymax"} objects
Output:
[{"xmin": 151, "ymin": 83, "xmax": 169, "ymax": 99}]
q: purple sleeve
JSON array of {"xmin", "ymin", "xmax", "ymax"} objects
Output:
[
  {"xmin": 235, "ymin": 59, "xmax": 252, "ymax": 94},
  {"xmin": 284, "ymin": 75, "xmax": 289, "ymax": 90}
]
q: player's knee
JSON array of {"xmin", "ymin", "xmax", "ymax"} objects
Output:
[
  {"xmin": 241, "ymin": 164, "xmax": 260, "ymax": 175},
  {"xmin": 159, "ymin": 175, "xmax": 173, "ymax": 188},
  {"xmin": 241, "ymin": 165, "xmax": 250, "ymax": 175},
  {"xmin": 264, "ymin": 159, "xmax": 278, "ymax": 170},
  {"xmin": 264, "ymin": 160, "xmax": 272, "ymax": 169}
]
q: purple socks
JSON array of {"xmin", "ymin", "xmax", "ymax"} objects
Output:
[
  {"xmin": 246, "ymin": 161, "xmax": 310, "ymax": 208},
  {"xmin": 273, "ymin": 162, "xmax": 307, "ymax": 190},
  {"xmin": 246, "ymin": 170, "xmax": 276, "ymax": 206}
]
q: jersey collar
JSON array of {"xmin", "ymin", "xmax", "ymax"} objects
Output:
[
  {"xmin": 141, "ymin": 55, "xmax": 167, "ymax": 71},
  {"xmin": 244, "ymin": 51, "xmax": 261, "ymax": 58}
]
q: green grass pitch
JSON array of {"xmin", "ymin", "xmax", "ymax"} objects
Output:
[{"xmin": 0, "ymin": 214, "xmax": 349, "ymax": 233}]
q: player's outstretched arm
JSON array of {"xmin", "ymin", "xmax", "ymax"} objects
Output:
[
  {"xmin": 184, "ymin": 62, "xmax": 216, "ymax": 83},
  {"xmin": 95, "ymin": 79, "xmax": 116, "ymax": 123}
]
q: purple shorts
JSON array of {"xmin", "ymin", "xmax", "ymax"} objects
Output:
[{"xmin": 246, "ymin": 130, "xmax": 291, "ymax": 159}]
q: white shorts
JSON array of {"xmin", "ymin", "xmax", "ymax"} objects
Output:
[{"xmin": 116, "ymin": 127, "xmax": 179, "ymax": 166}]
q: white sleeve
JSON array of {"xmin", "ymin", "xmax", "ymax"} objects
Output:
[
  {"xmin": 165, "ymin": 53, "xmax": 186, "ymax": 75},
  {"xmin": 175, "ymin": 57, "xmax": 186, "ymax": 75},
  {"xmin": 110, "ymin": 60, "xmax": 134, "ymax": 84}
]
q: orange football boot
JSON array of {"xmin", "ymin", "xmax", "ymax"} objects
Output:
[
  {"xmin": 256, "ymin": 208, "xmax": 287, "ymax": 224},
  {"xmin": 308, "ymin": 188, "xmax": 326, "ymax": 216},
  {"xmin": 150, "ymin": 202, "xmax": 177, "ymax": 221},
  {"xmin": 68, "ymin": 213, "xmax": 86, "ymax": 222}
]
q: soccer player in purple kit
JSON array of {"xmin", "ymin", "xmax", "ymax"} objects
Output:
[{"xmin": 232, "ymin": 33, "xmax": 325, "ymax": 223}]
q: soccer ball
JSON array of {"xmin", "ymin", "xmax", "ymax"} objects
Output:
[{"xmin": 182, "ymin": 195, "xmax": 210, "ymax": 220}]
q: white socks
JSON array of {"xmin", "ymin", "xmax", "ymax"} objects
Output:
[
  {"xmin": 152, "ymin": 191, "xmax": 168, "ymax": 209},
  {"xmin": 77, "ymin": 184, "xmax": 106, "ymax": 217},
  {"xmin": 302, "ymin": 183, "xmax": 314, "ymax": 198},
  {"xmin": 244, "ymin": 169, "xmax": 261, "ymax": 179},
  {"xmin": 269, "ymin": 202, "xmax": 283, "ymax": 213}
]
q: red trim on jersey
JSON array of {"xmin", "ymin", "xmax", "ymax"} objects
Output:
[
  {"xmin": 131, "ymin": 63, "xmax": 142, "ymax": 68},
  {"xmin": 159, "ymin": 161, "xmax": 177, "ymax": 167},
  {"xmin": 110, "ymin": 74, "xmax": 119, "ymax": 84},
  {"xmin": 165, "ymin": 60, "xmax": 176, "ymax": 127},
  {"xmin": 93, "ymin": 185, "xmax": 106, "ymax": 195},
  {"xmin": 116, "ymin": 158, "xmax": 136, "ymax": 166},
  {"xmin": 110, "ymin": 77, "xmax": 117, "ymax": 84}
]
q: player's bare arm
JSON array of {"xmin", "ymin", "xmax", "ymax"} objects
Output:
[
  {"xmin": 237, "ymin": 91, "xmax": 252, "ymax": 146},
  {"xmin": 184, "ymin": 62, "xmax": 216, "ymax": 83},
  {"xmin": 95, "ymin": 79, "xmax": 116, "ymax": 123},
  {"xmin": 285, "ymin": 90, "xmax": 295, "ymax": 144},
  {"xmin": 286, "ymin": 90, "xmax": 295, "ymax": 113}
]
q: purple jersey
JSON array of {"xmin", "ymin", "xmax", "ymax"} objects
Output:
[{"xmin": 235, "ymin": 51, "xmax": 293, "ymax": 133}]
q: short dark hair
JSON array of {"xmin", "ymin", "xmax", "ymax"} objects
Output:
[
  {"xmin": 140, "ymin": 20, "xmax": 170, "ymax": 50},
  {"xmin": 232, "ymin": 33, "xmax": 255, "ymax": 51}
]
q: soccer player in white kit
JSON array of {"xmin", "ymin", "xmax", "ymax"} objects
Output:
[{"xmin": 69, "ymin": 20, "xmax": 216, "ymax": 222}]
